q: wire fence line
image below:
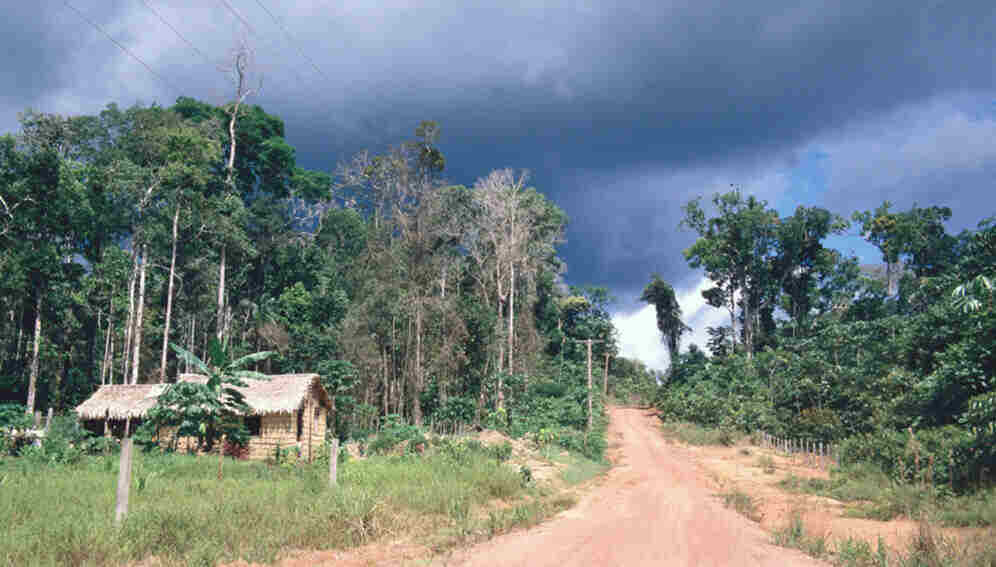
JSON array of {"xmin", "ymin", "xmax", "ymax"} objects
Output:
[{"xmin": 758, "ymin": 431, "xmax": 839, "ymax": 471}]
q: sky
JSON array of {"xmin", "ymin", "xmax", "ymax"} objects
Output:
[{"xmin": 3, "ymin": 1, "xmax": 995, "ymax": 371}]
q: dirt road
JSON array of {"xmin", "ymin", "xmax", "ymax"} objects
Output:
[{"xmin": 439, "ymin": 407, "xmax": 826, "ymax": 567}]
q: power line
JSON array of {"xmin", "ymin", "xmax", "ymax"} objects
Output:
[
  {"xmin": 250, "ymin": 0, "xmax": 328, "ymax": 80},
  {"xmin": 137, "ymin": 0, "xmax": 214, "ymax": 67},
  {"xmin": 62, "ymin": 0, "xmax": 179, "ymax": 95},
  {"xmin": 216, "ymin": 0, "xmax": 261, "ymax": 39},
  {"xmin": 214, "ymin": 0, "xmax": 308, "ymax": 86}
]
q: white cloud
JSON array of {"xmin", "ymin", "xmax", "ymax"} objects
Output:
[{"xmin": 612, "ymin": 276, "xmax": 729, "ymax": 371}]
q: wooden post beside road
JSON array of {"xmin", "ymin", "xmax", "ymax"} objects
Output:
[
  {"xmin": 115, "ymin": 417, "xmax": 133, "ymax": 526},
  {"xmin": 329, "ymin": 438, "xmax": 339, "ymax": 487}
]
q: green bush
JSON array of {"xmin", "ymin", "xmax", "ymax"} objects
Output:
[
  {"xmin": 838, "ymin": 426, "xmax": 973, "ymax": 490},
  {"xmin": 366, "ymin": 414, "xmax": 427, "ymax": 455}
]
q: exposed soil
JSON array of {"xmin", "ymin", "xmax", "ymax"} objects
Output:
[
  {"xmin": 682, "ymin": 434, "xmax": 988, "ymax": 553},
  {"xmin": 432, "ymin": 407, "xmax": 827, "ymax": 567}
]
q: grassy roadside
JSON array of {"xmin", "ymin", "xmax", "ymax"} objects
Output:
[
  {"xmin": 657, "ymin": 420, "xmax": 996, "ymax": 566},
  {"xmin": 772, "ymin": 511, "xmax": 996, "ymax": 567},
  {"xmin": 0, "ymin": 436, "xmax": 605, "ymax": 567},
  {"xmin": 658, "ymin": 421, "xmax": 742, "ymax": 447},
  {"xmin": 778, "ymin": 466, "xmax": 996, "ymax": 527}
]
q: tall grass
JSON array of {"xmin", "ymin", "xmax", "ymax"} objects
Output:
[{"xmin": 0, "ymin": 446, "xmax": 527, "ymax": 567}]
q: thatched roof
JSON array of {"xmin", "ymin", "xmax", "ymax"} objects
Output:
[
  {"xmin": 75, "ymin": 373, "xmax": 330, "ymax": 420},
  {"xmin": 75, "ymin": 384, "xmax": 167, "ymax": 420},
  {"xmin": 176, "ymin": 373, "xmax": 331, "ymax": 415}
]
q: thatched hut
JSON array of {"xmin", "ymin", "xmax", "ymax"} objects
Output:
[{"xmin": 75, "ymin": 373, "xmax": 332, "ymax": 462}]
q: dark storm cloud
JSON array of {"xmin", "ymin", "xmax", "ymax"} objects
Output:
[{"xmin": 4, "ymin": 0, "xmax": 995, "ymax": 331}]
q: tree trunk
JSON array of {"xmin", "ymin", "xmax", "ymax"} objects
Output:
[
  {"xmin": 123, "ymin": 248, "xmax": 139, "ymax": 380},
  {"xmin": 216, "ymin": 246, "xmax": 226, "ymax": 343},
  {"xmin": 381, "ymin": 347, "xmax": 389, "ymax": 416},
  {"xmin": 586, "ymin": 339, "xmax": 593, "ymax": 432},
  {"xmin": 508, "ymin": 261, "xmax": 515, "ymax": 376},
  {"xmin": 187, "ymin": 317, "xmax": 195, "ymax": 374},
  {"xmin": 603, "ymin": 352, "xmax": 610, "ymax": 397},
  {"xmin": 413, "ymin": 297, "xmax": 423, "ymax": 426},
  {"xmin": 101, "ymin": 309, "xmax": 112, "ymax": 385},
  {"xmin": 160, "ymin": 205, "xmax": 180, "ymax": 383},
  {"xmin": 743, "ymin": 292, "xmax": 753, "ymax": 361},
  {"xmin": 26, "ymin": 292, "xmax": 42, "ymax": 415},
  {"xmin": 15, "ymin": 306, "xmax": 24, "ymax": 364},
  {"xmin": 108, "ymin": 321, "xmax": 116, "ymax": 385},
  {"xmin": 130, "ymin": 244, "xmax": 148, "ymax": 385}
]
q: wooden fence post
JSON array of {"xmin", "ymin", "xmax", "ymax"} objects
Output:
[
  {"xmin": 115, "ymin": 417, "xmax": 133, "ymax": 526},
  {"xmin": 329, "ymin": 438, "xmax": 339, "ymax": 487}
]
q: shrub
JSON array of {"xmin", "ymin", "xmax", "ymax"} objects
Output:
[{"xmin": 366, "ymin": 414, "xmax": 427, "ymax": 455}]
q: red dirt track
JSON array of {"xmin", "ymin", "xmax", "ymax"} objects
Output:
[{"xmin": 438, "ymin": 407, "xmax": 826, "ymax": 567}]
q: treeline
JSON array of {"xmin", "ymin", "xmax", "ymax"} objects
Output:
[
  {"xmin": 650, "ymin": 189, "xmax": 995, "ymax": 490},
  {"xmin": 0, "ymin": 98, "xmax": 655, "ymax": 441}
]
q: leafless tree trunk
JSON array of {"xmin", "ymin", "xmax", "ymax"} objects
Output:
[
  {"xmin": 508, "ymin": 261, "xmax": 515, "ymax": 375},
  {"xmin": 108, "ymin": 324, "xmax": 116, "ymax": 385},
  {"xmin": 160, "ymin": 205, "xmax": 180, "ymax": 382},
  {"xmin": 187, "ymin": 317, "xmax": 195, "ymax": 374},
  {"xmin": 216, "ymin": 246, "xmax": 226, "ymax": 343},
  {"xmin": 217, "ymin": 41, "xmax": 258, "ymax": 347},
  {"xmin": 15, "ymin": 307, "xmax": 24, "ymax": 364},
  {"xmin": 586, "ymin": 339, "xmax": 593, "ymax": 432},
  {"xmin": 413, "ymin": 297, "xmax": 423, "ymax": 426},
  {"xmin": 25, "ymin": 292, "xmax": 42, "ymax": 415},
  {"xmin": 101, "ymin": 309, "xmax": 112, "ymax": 385},
  {"xmin": 122, "ymin": 248, "xmax": 139, "ymax": 380},
  {"xmin": 131, "ymin": 244, "xmax": 148, "ymax": 385},
  {"xmin": 381, "ymin": 347, "xmax": 389, "ymax": 416}
]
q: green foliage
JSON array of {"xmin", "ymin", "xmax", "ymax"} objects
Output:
[
  {"xmin": 139, "ymin": 342, "xmax": 273, "ymax": 454},
  {"xmin": 366, "ymin": 414, "xmax": 427, "ymax": 455}
]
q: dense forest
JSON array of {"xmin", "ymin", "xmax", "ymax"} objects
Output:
[
  {"xmin": 649, "ymin": 189, "xmax": 995, "ymax": 490},
  {"xmin": 0, "ymin": 97, "xmax": 657, "ymax": 445},
  {"xmin": 2, "ymin": 94, "xmax": 992, "ymax": 492}
]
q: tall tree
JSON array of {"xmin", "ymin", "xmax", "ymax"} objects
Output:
[
  {"xmin": 640, "ymin": 274, "xmax": 689, "ymax": 375},
  {"xmin": 682, "ymin": 188, "xmax": 779, "ymax": 359}
]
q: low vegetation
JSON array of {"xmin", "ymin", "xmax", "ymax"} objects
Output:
[
  {"xmin": 658, "ymin": 421, "xmax": 739, "ymax": 447},
  {"xmin": 778, "ymin": 467, "xmax": 996, "ymax": 527},
  {"xmin": 720, "ymin": 489, "xmax": 764, "ymax": 523},
  {"xmin": 772, "ymin": 512, "xmax": 996, "ymax": 567},
  {"xmin": 0, "ymin": 432, "xmax": 603, "ymax": 567}
]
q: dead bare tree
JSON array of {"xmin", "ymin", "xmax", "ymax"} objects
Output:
[
  {"xmin": 217, "ymin": 39, "xmax": 261, "ymax": 344},
  {"xmin": 470, "ymin": 169, "xmax": 535, "ymax": 407}
]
